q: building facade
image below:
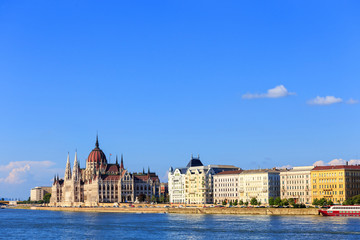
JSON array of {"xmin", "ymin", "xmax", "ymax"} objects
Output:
[
  {"xmin": 311, "ymin": 164, "xmax": 360, "ymax": 204},
  {"xmin": 213, "ymin": 170, "xmax": 243, "ymax": 204},
  {"xmin": 168, "ymin": 156, "xmax": 239, "ymax": 204},
  {"xmin": 239, "ymin": 169, "xmax": 281, "ymax": 204},
  {"xmin": 280, "ymin": 166, "xmax": 313, "ymax": 204},
  {"xmin": 30, "ymin": 186, "xmax": 52, "ymax": 201},
  {"xmin": 168, "ymin": 167, "xmax": 188, "ymax": 204},
  {"xmin": 50, "ymin": 136, "xmax": 160, "ymax": 206}
]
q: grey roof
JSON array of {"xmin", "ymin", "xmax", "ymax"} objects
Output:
[
  {"xmin": 186, "ymin": 158, "xmax": 203, "ymax": 168},
  {"xmin": 178, "ymin": 168, "xmax": 188, "ymax": 174}
]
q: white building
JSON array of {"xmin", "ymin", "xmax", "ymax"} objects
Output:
[
  {"xmin": 239, "ymin": 169, "xmax": 281, "ymax": 204},
  {"xmin": 30, "ymin": 186, "xmax": 52, "ymax": 201},
  {"xmin": 168, "ymin": 167, "xmax": 187, "ymax": 204},
  {"xmin": 213, "ymin": 170, "xmax": 243, "ymax": 204},
  {"xmin": 280, "ymin": 166, "xmax": 313, "ymax": 204}
]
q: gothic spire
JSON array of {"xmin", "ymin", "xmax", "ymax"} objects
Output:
[
  {"xmin": 95, "ymin": 133, "xmax": 99, "ymax": 148},
  {"xmin": 73, "ymin": 151, "xmax": 80, "ymax": 181},
  {"xmin": 65, "ymin": 152, "xmax": 72, "ymax": 180},
  {"xmin": 116, "ymin": 155, "xmax": 118, "ymax": 165},
  {"xmin": 148, "ymin": 166, "xmax": 150, "ymax": 174},
  {"xmin": 120, "ymin": 154, "xmax": 124, "ymax": 169}
]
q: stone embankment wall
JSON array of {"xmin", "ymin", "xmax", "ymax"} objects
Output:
[
  {"xmin": 168, "ymin": 208, "xmax": 319, "ymax": 215},
  {"xmin": 31, "ymin": 206, "xmax": 168, "ymax": 214},
  {"xmin": 30, "ymin": 206, "xmax": 319, "ymax": 215}
]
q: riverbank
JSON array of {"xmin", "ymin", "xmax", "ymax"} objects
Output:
[{"xmin": 23, "ymin": 206, "xmax": 319, "ymax": 215}]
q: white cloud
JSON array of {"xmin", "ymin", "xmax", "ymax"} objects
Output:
[
  {"xmin": 313, "ymin": 159, "xmax": 360, "ymax": 167},
  {"xmin": 307, "ymin": 96, "xmax": 343, "ymax": 105},
  {"xmin": 278, "ymin": 165, "xmax": 292, "ymax": 169},
  {"xmin": 313, "ymin": 160, "xmax": 326, "ymax": 166},
  {"xmin": 242, "ymin": 85, "xmax": 295, "ymax": 99},
  {"xmin": 0, "ymin": 161, "xmax": 56, "ymax": 184},
  {"xmin": 346, "ymin": 98, "xmax": 359, "ymax": 104},
  {"xmin": 328, "ymin": 159, "xmax": 346, "ymax": 166},
  {"xmin": 348, "ymin": 159, "xmax": 360, "ymax": 165}
]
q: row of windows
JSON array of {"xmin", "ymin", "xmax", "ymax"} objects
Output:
[{"xmin": 281, "ymin": 175, "xmax": 309, "ymax": 179}]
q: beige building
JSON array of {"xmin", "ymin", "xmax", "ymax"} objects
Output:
[
  {"xmin": 239, "ymin": 169, "xmax": 281, "ymax": 204},
  {"xmin": 179, "ymin": 157, "xmax": 238, "ymax": 204},
  {"xmin": 30, "ymin": 186, "xmax": 52, "ymax": 201},
  {"xmin": 213, "ymin": 170, "xmax": 243, "ymax": 204},
  {"xmin": 280, "ymin": 166, "xmax": 313, "ymax": 204}
]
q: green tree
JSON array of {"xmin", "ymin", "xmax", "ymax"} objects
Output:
[
  {"xmin": 234, "ymin": 199, "xmax": 238, "ymax": 206},
  {"xmin": 222, "ymin": 200, "xmax": 226, "ymax": 205},
  {"xmin": 288, "ymin": 198, "xmax": 295, "ymax": 206},
  {"xmin": 229, "ymin": 201, "xmax": 233, "ymax": 206},
  {"xmin": 319, "ymin": 198, "xmax": 327, "ymax": 206},
  {"xmin": 138, "ymin": 194, "xmax": 146, "ymax": 202},
  {"xmin": 151, "ymin": 195, "xmax": 157, "ymax": 203},
  {"xmin": 250, "ymin": 198, "xmax": 258, "ymax": 206},
  {"xmin": 281, "ymin": 199, "xmax": 289, "ymax": 206},
  {"xmin": 274, "ymin": 197, "xmax": 281, "ymax": 206},
  {"xmin": 239, "ymin": 200, "xmax": 244, "ymax": 205},
  {"xmin": 159, "ymin": 195, "xmax": 165, "ymax": 203},
  {"xmin": 312, "ymin": 198, "xmax": 319, "ymax": 206},
  {"xmin": 43, "ymin": 193, "xmax": 51, "ymax": 203},
  {"xmin": 245, "ymin": 201, "xmax": 249, "ymax": 206},
  {"xmin": 269, "ymin": 197, "xmax": 275, "ymax": 206}
]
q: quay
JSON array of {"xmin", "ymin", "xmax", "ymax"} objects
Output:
[{"xmin": 19, "ymin": 205, "xmax": 319, "ymax": 215}]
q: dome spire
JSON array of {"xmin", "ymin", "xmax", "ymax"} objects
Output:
[{"xmin": 95, "ymin": 133, "xmax": 99, "ymax": 148}]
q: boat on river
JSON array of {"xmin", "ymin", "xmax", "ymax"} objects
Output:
[{"xmin": 319, "ymin": 205, "xmax": 360, "ymax": 217}]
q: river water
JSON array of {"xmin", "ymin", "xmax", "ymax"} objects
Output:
[{"xmin": 1, "ymin": 209, "xmax": 360, "ymax": 239}]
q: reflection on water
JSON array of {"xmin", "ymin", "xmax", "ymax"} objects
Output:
[{"xmin": 2, "ymin": 209, "xmax": 360, "ymax": 239}]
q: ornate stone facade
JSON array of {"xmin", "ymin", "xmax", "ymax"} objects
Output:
[{"xmin": 50, "ymin": 136, "xmax": 160, "ymax": 206}]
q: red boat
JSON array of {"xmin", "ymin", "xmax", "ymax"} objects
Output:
[{"xmin": 319, "ymin": 205, "xmax": 360, "ymax": 217}]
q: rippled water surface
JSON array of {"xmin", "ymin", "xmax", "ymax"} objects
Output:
[{"xmin": 1, "ymin": 209, "xmax": 360, "ymax": 239}]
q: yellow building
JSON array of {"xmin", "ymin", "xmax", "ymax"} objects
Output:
[{"xmin": 311, "ymin": 165, "xmax": 360, "ymax": 204}]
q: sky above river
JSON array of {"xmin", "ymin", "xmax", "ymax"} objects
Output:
[{"xmin": 0, "ymin": 0, "xmax": 360, "ymax": 199}]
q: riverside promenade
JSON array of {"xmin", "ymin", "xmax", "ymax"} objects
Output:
[{"xmin": 26, "ymin": 206, "xmax": 319, "ymax": 215}]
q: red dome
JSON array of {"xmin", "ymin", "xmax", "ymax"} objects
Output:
[
  {"xmin": 87, "ymin": 148, "xmax": 107, "ymax": 164},
  {"xmin": 87, "ymin": 136, "xmax": 107, "ymax": 165}
]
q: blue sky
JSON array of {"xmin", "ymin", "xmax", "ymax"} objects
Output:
[{"xmin": 0, "ymin": 1, "xmax": 359, "ymax": 199}]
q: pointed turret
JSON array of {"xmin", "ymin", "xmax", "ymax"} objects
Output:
[
  {"xmin": 95, "ymin": 134, "xmax": 99, "ymax": 149},
  {"xmin": 120, "ymin": 154, "xmax": 124, "ymax": 170},
  {"xmin": 72, "ymin": 151, "xmax": 80, "ymax": 181},
  {"xmin": 64, "ymin": 153, "xmax": 72, "ymax": 180},
  {"xmin": 143, "ymin": 168, "xmax": 145, "ymax": 174},
  {"xmin": 148, "ymin": 167, "xmax": 150, "ymax": 174},
  {"xmin": 116, "ymin": 155, "xmax": 118, "ymax": 165}
]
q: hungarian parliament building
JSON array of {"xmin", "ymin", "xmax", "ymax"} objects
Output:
[{"xmin": 50, "ymin": 136, "xmax": 161, "ymax": 206}]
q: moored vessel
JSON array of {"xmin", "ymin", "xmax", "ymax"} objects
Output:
[{"xmin": 319, "ymin": 205, "xmax": 360, "ymax": 217}]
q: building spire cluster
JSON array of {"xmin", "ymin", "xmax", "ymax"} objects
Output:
[{"xmin": 50, "ymin": 134, "xmax": 162, "ymax": 207}]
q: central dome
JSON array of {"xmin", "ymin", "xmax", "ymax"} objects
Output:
[{"xmin": 87, "ymin": 136, "xmax": 107, "ymax": 165}]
